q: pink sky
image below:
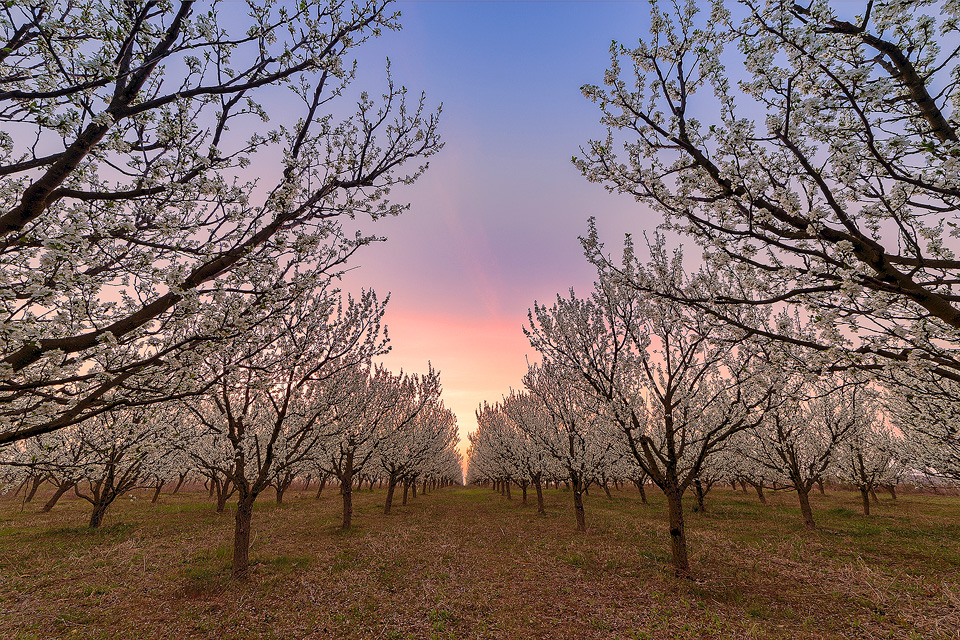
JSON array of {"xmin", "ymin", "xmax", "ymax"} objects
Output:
[{"xmin": 337, "ymin": 3, "xmax": 659, "ymax": 456}]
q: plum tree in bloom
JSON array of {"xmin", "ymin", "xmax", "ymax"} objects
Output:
[
  {"xmin": 474, "ymin": 401, "xmax": 528, "ymax": 501},
  {"xmin": 184, "ymin": 286, "xmax": 388, "ymax": 579},
  {"xmin": 883, "ymin": 369, "xmax": 960, "ymax": 484},
  {"xmin": 747, "ymin": 374, "xmax": 870, "ymax": 528},
  {"xmin": 500, "ymin": 391, "xmax": 562, "ymax": 513},
  {"xmin": 833, "ymin": 400, "xmax": 901, "ymax": 515},
  {"xmin": 519, "ymin": 361, "xmax": 621, "ymax": 532},
  {"xmin": 377, "ymin": 398, "xmax": 458, "ymax": 515},
  {"xmin": 526, "ymin": 236, "xmax": 774, "ymax": 577},
  {"xmin": 577, "ymin": 0, "xmax": 960, "ymax": 462},
  {"xmin": 315, "ymin": 363, "xmax": 441, "ymax": 530},
  {"xmin": 0, "ymin": 0, "xmax": 441, "ymax": 446}
]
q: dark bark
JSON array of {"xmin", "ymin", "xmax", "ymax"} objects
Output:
[
  {"xmin": 25, "ymin": 474, "xmax": 44, "ymax": 503},
  {"xmin": 860, "ymin": 486, "xmax": 871, "ymax": 515},
  {"xmin": 633, "ymin": 479, "xmax": 648, "ymax": 504},
  {"xmin": 89, "ymin": 498, "xmax": 112, "ymax": 528},
  {"xmin": 232, "ymin": 495, "xmax": 255, "ymax": 580},
  {"xmin": 750, "ymin": 481, "xmax": 767, "ymax": 505},
  {"xmin": 797, "ymin": 486, "xmax": 816, "ymax": 528},
  {"xmin": 172, "ymin": 472, "xmax": 188, "ymax": 495},
  {"xmin": 603, "ymin": 482, "xmax": 613, "ymax": 500},
  {"xmin": 315, "ymin": 474, "xmax": 327, "ymax": 498},
  {"xmin": 151, "ymin": 480, "xmax": 164, "ymax": 504},
  {"xmin": 666, "ymin": 484, "xmax": 690, "ymax": 578},
  {"xmin": 384, "ymin": 474, "xmax": 398, "ymax": 514},
  {"xmin": 884, "ymin": 484, "xmax": 897, "ymax": 500},
  {"xmin": 402, "ymin": 479, "xmax": 410, "ymax": 505},
  {"xmin": 214, "ymin": 476, "xmax": 234, "ymax": 513},
  {"xmin": 571, "ymin": 475, "xmax": 586, "ymax": 532},
  {"xmin": 520, "ymin": 481, "xmax": 528, "ymax": 505},
  {"xmin": 341, "ymin": 448, "xmax": 355, "ymax": 530},
  {"xmin": 693, "ymin": 478, "xmax": 706, "ymax": 513},
  {"xmin": 40, "ymin": 481, "xmax": 74, "ymax": 513},
  {"xmin": 534, "ymin": 477, "xmax": 545, "ymax": 514}
]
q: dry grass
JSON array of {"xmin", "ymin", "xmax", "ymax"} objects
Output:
[{"xmin": 0, "ymin": 484, "xmax": 958, "ymax": 639}]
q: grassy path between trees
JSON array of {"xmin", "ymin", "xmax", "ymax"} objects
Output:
[{"xmin": 1, "ymin": 485, "xmax": 958, "ymax": 639}]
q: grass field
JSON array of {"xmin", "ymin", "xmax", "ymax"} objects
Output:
[{"xmin": 0, "ymin": 484, "xmax": 958, "ymax": 639}]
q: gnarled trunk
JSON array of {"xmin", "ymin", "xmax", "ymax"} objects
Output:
[
  {"xmin": 40, "ymin": 481, "xmax": 74, "ymax": 513},
  {"xmin": 151, "ymin": 480, "xmax": 165, "ymax": 504},
  {"xmin": 25, "ymin": 474, "xmax": 44, "ymax": 503},
  {"xmin": 885, "ymin": 484, "xmax": 897, "ymax": 501},
  {"xmin": 88, "ymin": 494, "xmax": 114, "ymax": 528},
  {"xmin": 859, "ymin": 486, "xmax": 871, "ymax": 516},
  {"xmin": 534, "ymin": 477, "xmax": 545, "ymax": 514},
  {"xmin": 232, "ymin": 494, "xmax": 255, "ymax": 580},
  {"xmin": 571, "ymin": 475, "xmax": 586, "ymax": 532},
  {"xmin": 665, "ymin": 483, "xmax": 690, "ymax": 578},
  {"xmin": 797, "ymin": 485, "xmax": 816, "ymax": 529},
  {"xmin": 384, "ymin": 474, "xmax": 398, "ymax": 514},
  {"xmin": 341, "ymin": 449, "xmax": 355, "ymax": 530},
  {"xmin": 633, "ymin": 479, "xmax": 648, "ymax": 504}
]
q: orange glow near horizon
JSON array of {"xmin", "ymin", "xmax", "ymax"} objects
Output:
[{"xmin": 374, "ymin": 311, "xmax": 538, "ymax": 459}]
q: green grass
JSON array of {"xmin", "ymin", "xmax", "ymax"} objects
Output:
[{"xmin": 0, "ymin": 484, "xmax": 957, "ymax": 639}]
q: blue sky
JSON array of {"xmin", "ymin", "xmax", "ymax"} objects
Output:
[{"xmin": 338, "ymin": 2, "xmax": 660, "ymax": 449}]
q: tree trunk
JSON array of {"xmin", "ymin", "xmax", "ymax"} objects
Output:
[
  {"xmin": 797, "ymin": 485, "xmax": 816, "ymax": 529},
  {"xmin": 534, "ymin": 478, "xmax": 545, "ymax": 514},
  {"xmin": 412, "ymin": 478, "xmax": 418, "ymax": 500},
  {"xmin": 752, "ymin": 481, "xmax": 767, "ymax": 505},
  {"xmin": 633, "ymin": 479, "xmax": 648, "ymax": 504},
  {"xmin": 572, "ymin": 476, "xmax": 586, "ymax": 532},
  {"xmin": 172, "ymin": 473, "xmax": 188, "ymax": 495},
  {"xmin": 402, "ymin": 479, "xmax": 410, "ymax": 505},
  {"xmin": 88, "ymin": 497, "xmax": 111, "ymax": 528},
  {"xmin": 885, "ymin": 484, "xmax": 897, "ymax": 501},
  {"xmin": 384, "ymin": 475, "xmax": 398, "ymax": 514},
  {"xmin": 816, "ymin": 478, "xmax": 825, "ymax": 495},
  {"xmin": 521, "ymin": 482, "xmax": 528, "ymax": 505},
  {"xmin": 505, "ymin": 480, "xmax": 511, "ymax": 500},
  {"xmin": 694, "ymin": 479, "xmax": 706, "ymax": 513},
  {"xmin": 315, "ymin": 474, "xmax": 327, "ymax": 498},
  {"xmin": 869, "ymin": 487, "xmax": 879, "ymax": 504},
  {"xmin": 859, "ymin": 486, "xmax": 871, "ymax": 516},
  {"xmin": 25, "ymin": 474, "xmax": 44, "ymax": 503},
  {"xmin": 232, "ymin": 495, "xmax": 254, "ymax": 580},
  {"xmin": 665, "ymin": 484, "xmax": 690, "ymax": 578},
  {"xmin": 40, "ymin": 482, "xmax": 73, "ymax": 513},
  {"xmin": 341, "ymin": 449, "xmax": 354, "ymax": 530},
  {"xmin": 151, "ymin": 480, "xmax": 164, "ymax": 504},
  {"xmin": 215, "ymin": 478, "xmax": 232, "ymax": 513},
  {"xmin": 603, "ymin": 482, "xmax": 613, "ymax": 500}
]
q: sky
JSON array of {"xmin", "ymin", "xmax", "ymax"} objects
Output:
[{"xmin": 336, "ymin": 2, "xmax": 661, "ymax": 456}]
